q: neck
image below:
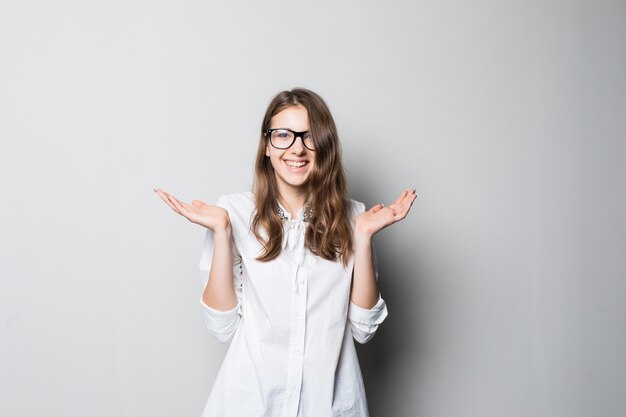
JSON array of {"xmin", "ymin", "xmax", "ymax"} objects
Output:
[{"xmin": 277, "ymin": 184, "xmax": 307, "ymax": 219}]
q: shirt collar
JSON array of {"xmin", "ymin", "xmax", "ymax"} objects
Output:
[{"xmin": 277, "ymin": 201, "xmax": 311, "ymax": 222}]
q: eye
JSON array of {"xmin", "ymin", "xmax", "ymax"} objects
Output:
[{"xmin": 271, "ymin": 129, "xmax": 292, "ymax": 139}]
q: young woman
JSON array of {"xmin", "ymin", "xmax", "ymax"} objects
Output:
[{"xmin": 155, "ymin": 88, "xmax": 416, "ymax": 417}]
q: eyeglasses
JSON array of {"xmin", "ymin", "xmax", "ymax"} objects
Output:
[{"xmin": 265, "ymin": 128, "xmax": 315, "ymax": 150}]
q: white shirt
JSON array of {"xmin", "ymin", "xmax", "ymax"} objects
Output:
[{"xmin": 198, "ymin": 192, "xmax": 388, "ymax": 417}]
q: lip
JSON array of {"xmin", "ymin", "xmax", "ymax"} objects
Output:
[{"xmin": 282, "ymin": 159, "xmax": 309, "ymax": 171}]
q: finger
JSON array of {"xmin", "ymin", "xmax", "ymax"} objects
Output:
[
  {"xmin": 399, "ymin": 189, "xmax": 416, "ymax": 203},
  {"xmin": 155, "ymin": 188, "xmax": 174, "ymax": 200},
  {"xmin": 157, "ymin": 188, "xmax": 175, "ymax": 201},
  {"xmin": 182, "ymin": 200, "xmax": 201, "ymax": 215},
  {"xmin": 390, "ymin": 190, "xmax": 408, "ymax": 207},
  {"xmin": 369, "ymin": 203, "xmax": 385, "ymax": 213},
  {"xmin": 166, "ymin": 197, "xmax": 182, "ymax": 215},
  {"xmin": 168, "ymin": 194, "xmax": 191, "ymax": 217},
  {"xmin": 394, "ymin": 193, "xmax": 417, "ymax": 220},
  {"xmin": 191, "ymin": 200, "xmax": 207, "ymax": 208},
  {"xmin": 156, "ymin": 189, "xmax": 179, "ymax": 213},
  {"xmin": 163, "ymin": 192, "xmax": 186, "ymax": 215},
  {"xmin": 394, "ymin": 189, "xmax": 417, "ymax": 211}
]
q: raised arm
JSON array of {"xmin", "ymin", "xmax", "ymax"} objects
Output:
[
  {"xmin": 202, "ymin": 226, "xmax": 238, "ymax": 311},
  {"xmin": 348, "ymin": 189, "xmax": 416, "ymax": 343},
  {"xmin": 351, "ymin": 189, "xmax": 417, "ymax": 308},
  {"xmin": 154, "ymin": 188, "xmax": 237, "ymax": 311}
]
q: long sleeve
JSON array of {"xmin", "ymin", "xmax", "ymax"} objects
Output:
[
  {"xmin": 348, "ymin": 297, "xmax": 388, "ymax": 344},
  {"xmin": 197, "ymin": 192, "xmax": 381, "ymax": 416},
  {"xmin": 198, "ymin": 224, "xmax": 244, "ymax": 344},
  {"xmin": 348, "ymin": 204, "xmax": 389, "ymax": 344}
]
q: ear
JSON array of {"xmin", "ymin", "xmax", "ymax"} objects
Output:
[{"xmin": 265, "ymin": 145, "xmax": 270, "ymax": 157}]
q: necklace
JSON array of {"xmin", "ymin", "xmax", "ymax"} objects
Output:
[{"xmin": 277, "ymin": 202, "xmax": 313, "ymax": 222}]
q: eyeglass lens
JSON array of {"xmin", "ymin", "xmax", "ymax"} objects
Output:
[{"xmin": 270, "ymin": 129, "xmax": 315, "ymax": 150}]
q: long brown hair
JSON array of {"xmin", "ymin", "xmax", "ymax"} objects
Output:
[{"xmin": 252, "ymin": 88, "xmax": 353, "ymax": 265}]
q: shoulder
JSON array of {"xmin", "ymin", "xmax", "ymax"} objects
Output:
[
  {"xmin": 214, "ymin": 192, "xmax": 255, "ymax": 236},
  {"xmin": 348, "ymin": 198, "xmax": 366, "ymax": 218},
  {"xmin": 214, "ymin": 191, "xmax": 255, "ymax": 214}
]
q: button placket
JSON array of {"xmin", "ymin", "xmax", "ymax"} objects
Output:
[
  {"xmin": 280, "ymin": 216, "xmax": 308, "ymax": 417},
  {"xmin": 283, "ymin": 265, "xmax": 308, "ymax": 417}
]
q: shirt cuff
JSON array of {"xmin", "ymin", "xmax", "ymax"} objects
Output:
[
  {"xmin": 200, "ymin": 298, "xmax": 240, "ymax": 314},
  {"xmin": 200, "ymin": 298, "xmax": 241, "ymax": 318},
  {"xmin": 199, "ymin": 298, "xmax": 242, "ymax": 342},
  {"xmin": 348, "ymin": 296, "xmax": 388, "ymax": 325}
]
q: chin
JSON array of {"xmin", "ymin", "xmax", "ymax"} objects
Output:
[
  {"xmin": 277, "ymin": 171, "xmax": 311, "ymax": 189},
  {"xmin": 285, "ymin": 176, "xmax": 309, "ymax": 188}
]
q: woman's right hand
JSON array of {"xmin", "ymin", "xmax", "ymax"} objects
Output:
[{"xmin": 154, "ymin": 188, "xmax": 230, "ymax": 233}]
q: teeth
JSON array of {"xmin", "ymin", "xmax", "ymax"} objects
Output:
[{"xmin": 286, "ymin": 161, "xmax": 306, "ymax": 168}]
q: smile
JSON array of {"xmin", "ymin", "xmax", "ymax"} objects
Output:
[{"xmin": 284, "ymin": 160, "xmax": 308, "ymax": 168}]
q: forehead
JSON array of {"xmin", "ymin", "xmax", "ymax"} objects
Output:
[{"xmin": 270, "ymin": 105, "xmax": 309, "ymax": 130}]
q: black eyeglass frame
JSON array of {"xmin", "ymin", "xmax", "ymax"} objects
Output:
[{"xmin": 265, "ymin": 128, "xmax": 316, "ymax": 151}]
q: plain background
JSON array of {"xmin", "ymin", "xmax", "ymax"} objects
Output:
[{"xmin": 1, "ymin": 1, "xmax": 625, "ymax": 416}]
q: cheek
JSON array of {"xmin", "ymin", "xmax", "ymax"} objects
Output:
[{"xmin": 268, "ymin": 153, "xmax": 282, "ymax": 171}]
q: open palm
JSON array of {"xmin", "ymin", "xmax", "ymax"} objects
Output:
[
  {"xmin": 355, "ymin": 189, "xmax": 417, "ymax": 238},
  {"xmin": 154, "ymin": 188, "xmax": 230, "ymax": 231}
]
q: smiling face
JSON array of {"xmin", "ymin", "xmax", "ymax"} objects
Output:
[{"xmin": 265, "ymin": 105, "xmax": 316, "ymax": 195}]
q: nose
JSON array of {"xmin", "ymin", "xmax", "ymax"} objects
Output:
[{"xmin": 290, "ymin": 135, "xmax": 307, "ymax": 153}]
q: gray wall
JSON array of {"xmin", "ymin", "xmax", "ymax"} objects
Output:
[{"xmin": 1, "ymin": 1, "xmax": 624, "ymax": 416}]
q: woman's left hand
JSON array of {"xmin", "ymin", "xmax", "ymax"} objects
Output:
[{"xmin": 355, "ymin": 189, "xmax": 417, "ymax": 240}]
